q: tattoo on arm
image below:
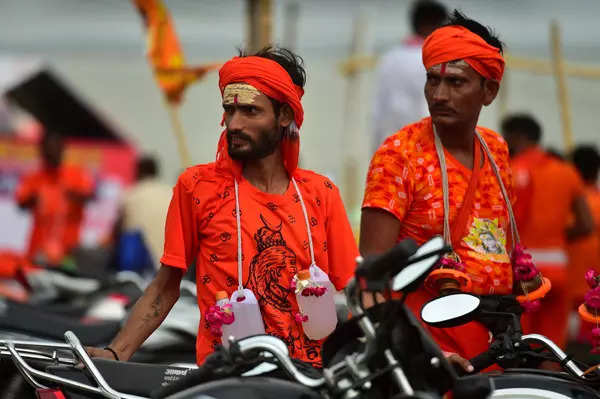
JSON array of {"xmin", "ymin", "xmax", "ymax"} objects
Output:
[{"xmin": 141, "ymin": 294, "xmax": 163, "ymax": 325}]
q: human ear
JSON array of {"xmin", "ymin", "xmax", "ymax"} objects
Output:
[
  {"xmin": 483, "ymin": 80, "xmax": 500, "ymax": 106},
  {"xmin": 279, "ymin": 104, "xmax": 294, "ymax": 128}
]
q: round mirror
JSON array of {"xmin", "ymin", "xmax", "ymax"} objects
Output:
[
  {"xmin": 421, "ymin": 293, "xmax": 481, "ymax": 327},
  {"xmin": 392, "ymin": 235, "xmax": 445, "ymax": 291}
]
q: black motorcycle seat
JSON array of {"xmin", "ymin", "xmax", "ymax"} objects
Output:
[
  {"xmin": 490, "ymin": 369, "xmax": 600, "ymax": 397},
  {"xmin": 164, "ymin": 376, "xmax": 322, "ymax": 399},
  {"xmin": 46, "ymin": 358, "xmax": 193, "ymax": 397},
  {"xmin": 0, "ymin": 300, "xmax": 120, "ymax": 346}
]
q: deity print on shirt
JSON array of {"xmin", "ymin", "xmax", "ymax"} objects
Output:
[
  {"xmin": 463, "ymin": 217, "xmax": 510, "ymax": 263},
  {"xmin": 245, "ymin": 214, "xmax": 322, "ymax": 364},
  {"xmin": 246, "ymin": 214, "xmax": 298, "ymax": 312}
]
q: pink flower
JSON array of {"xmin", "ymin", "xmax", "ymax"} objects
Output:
[
  {"xmin": 440, "ymin": 256, "xmax": 465, "ymax": 272},
  {"xmin": 313, "ymin": 286, "xmax": 327, "ymax": 297},
  {"xmin": 210, "ymin": 325, "xmax": 223, "ymax": 337},
  {"xmin": 586, "ymin": 269, "xmax": 599, "ymax": 289},
  {"xmin": 294, "ymin": 312, "xmax": 308, "ymax": 323},
  {"xmin": 514, "ymin": 265, "xmax": 538, "ymax": 281},
  {"xmin": 221, "ymin": 304, "xmax": 235, "ymax": 324},
  {"xmin": 236, "ymin": 296, "xmax": 246, "ymax": 302},
  {"xmin": 521, "ymin": 299, "xmax": 541, "ymax": 313},
  {"xmin": 301, "ymin": 288, "xmax": 311, "ymax": 297},
  {"xmin": 585, "ymin": 287, "xmax": 600, "ymax": 309},
  {"xmin": 289, "ymin": 280, "xmax": 297, "ymax": 290}
]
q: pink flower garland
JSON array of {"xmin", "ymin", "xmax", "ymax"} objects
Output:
[
  {"xmin": 206, "ymin": 304, "xmax": 235, "ymax": 337},
  {"xmin": 440, "ymin": 255, "xmax": 466, "ymax": 272},
  {"xmin": 511, "ymin": 244, "xmax": 538, "ymax": 282},
  {"xmin": 511, "ymin": 244, "xmax": 542, "ymax": 313}
]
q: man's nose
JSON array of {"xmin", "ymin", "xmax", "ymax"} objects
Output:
[
  {"xmin": 432, "ymin": 81, "xmax": 450, "ymax": 102},
  {"xmin": 226, "ymin": 109, "xmax": 245, "ymax": 131}
]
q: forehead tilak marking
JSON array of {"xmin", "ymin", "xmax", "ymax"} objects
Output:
[{"xmin": 223, "ymin": 83, "xmax": 261, "ymax": 105}]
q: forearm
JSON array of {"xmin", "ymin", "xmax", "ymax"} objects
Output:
[
  {"xmin": 108, "ymin": 271, "xmax": 181, "ymax": 360},
  {"xmin": 566, "ymin": 224, "xmax": 592, "ymax": 241}
]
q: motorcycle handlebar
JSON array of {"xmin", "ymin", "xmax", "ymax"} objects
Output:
[
  {"xmin": 355, "ymin": 239, "xmax": 419, "ymax": 291},
  {"xmin": 468, "ymin": 350, "xmax": 497, "ymax": 373}
]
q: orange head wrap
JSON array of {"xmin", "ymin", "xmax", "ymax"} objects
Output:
[
  {"xmin": 422, "ymin": 25, "xmax": 505, "ymax": 82},
  {"xmin": 216, "ymin": 56, "xmax": 305, "ymax": 176}
]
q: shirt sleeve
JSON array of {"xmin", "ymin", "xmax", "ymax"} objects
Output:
[
  {"xmin": 15, "ymin": 173, "xmax": 37, "ymax": 206},
  {"xmin": 324, "ymin": 180, "xmax": 359, "ymax": 290},
  {"xmin": 160, "ymin": 171, "xmax": 200, "ymax": 270},
  {"xmin": 362, "ymin": 138, "xmax": 414, "ymax": 222}
]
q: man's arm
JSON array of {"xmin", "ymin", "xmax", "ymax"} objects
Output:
[
  {"xmin": 87, "ymin": 264, "xmax": 183, "ymax": 361},
  {"xmin": 566, "ymin": 195, "xmax": 594, "ymax": 241},
  {"xmin": 359, "ymin": 208, "xmax": 402, "ymax": 256}
]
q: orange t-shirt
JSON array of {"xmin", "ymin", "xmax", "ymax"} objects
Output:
[
  {"xmin": 511, "ymin": 147, "xmax": 585, "ymax": 250},
  {"xmin": 15, "ymin": 165, "xmax": 94, "ymax": 260},
  {"xmin": 363, "ymin": 117, "xmax": 515, "ymax": 296},
  {"xmin": 568, "ymin": 186, "xmax": 600, "ymax": 301},
  {"xmin": 161, "ymin": 163, "xmax": 358, "ymax": 366}
]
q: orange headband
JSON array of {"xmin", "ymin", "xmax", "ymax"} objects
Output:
[
  {"xmin": 422, "ymin": 25, "xmax": 505, "ymax": 82},
  {"xmin": 218, "ymin": 56, "xmax": 304, "ymax": 128}
]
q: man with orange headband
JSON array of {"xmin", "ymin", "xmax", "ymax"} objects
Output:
[
  {"xmin": 87, "ymin": 47, "xmax": 358, "ymax": 367},
  {"xmin": 361, "ymin": 11, "xmax": 516, "ymax": 369}
]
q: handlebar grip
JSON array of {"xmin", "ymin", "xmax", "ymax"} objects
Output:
[
  {"xmin": 356, "ymin": 239, "xmax": 419, "ymax": 287},
  {"xmin": 469, "ymin": 350, "xmax": 497, "ymax": 373}
]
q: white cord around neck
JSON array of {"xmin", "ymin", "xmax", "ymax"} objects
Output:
[
  {"xmin": 433, "ymin": 126, "xmax": 520, "ymax": 251},
  {"xmin": 233, "ymin": 177, "xmax": 316, "ymax": 292},
  {"xmin": 291, "ymin": 177, "xmax": 316, "ymax": 267}
]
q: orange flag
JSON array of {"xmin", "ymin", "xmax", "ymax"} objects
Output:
[{"xmin": 132, "ymin": 0, "xmax": 220, "ymax": 103}]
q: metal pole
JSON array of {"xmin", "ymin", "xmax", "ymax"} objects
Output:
[
  {"xmin": 247, "ymin": 0, "xmax": 272, "ymax": 53},
  {"xmin": 550, "ymin": 20, "xmax": 574, "ymax": 152}
]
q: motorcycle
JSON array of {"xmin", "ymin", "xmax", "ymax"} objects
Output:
[{"xmin": 3, "ymin": 236, "xmax": 597, "ymax": 398}]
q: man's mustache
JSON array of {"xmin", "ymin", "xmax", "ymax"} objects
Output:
[{"xmin": 227, "ymin": 130, "xmax": 253, "ymax": 142}]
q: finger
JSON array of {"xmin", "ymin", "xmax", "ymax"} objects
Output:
[{"xmin": 451, "ymin": 355, "xmax": 474, "ymax": 373}]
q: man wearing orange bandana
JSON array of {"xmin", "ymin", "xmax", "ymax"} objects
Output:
[
  {"xmin": 86, "ymin": 47, "xmax": 358, "ymax": 367},
  {"xmin": 361, "ymin": 11, "xmax": 514, "ymax": 370}
]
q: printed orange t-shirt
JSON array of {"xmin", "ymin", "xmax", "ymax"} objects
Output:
[
  {"xmin": 568, "ymin": 186, "xmax": 600, "ymax": 302},
  {"xmin": 161, "ymin": 163, "xmax": 358, "ymax": 366},
  {"xmin": 362, "ymin": 117, "xmax": 515, "ymax": 359},
  {"xmin": 511, "ymin": 147, "xmax": 585, "ymax": 250},
  {"xmin": 15, "ymin": 164, "xmax": 94, "ymax": 260}
]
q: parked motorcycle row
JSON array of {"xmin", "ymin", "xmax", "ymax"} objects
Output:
[{"xmin": 2, "ymin": 237, "xmax": 600, "ymax": 399}]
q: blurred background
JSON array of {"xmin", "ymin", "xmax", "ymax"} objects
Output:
[{"xmin": 1, "ymin": 0, "xmax": 598, "ymax": 223}]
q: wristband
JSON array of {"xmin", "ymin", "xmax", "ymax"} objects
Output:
[{"xmin": 103, "ymin": 346, "xmax": 119, "ymax": 361}]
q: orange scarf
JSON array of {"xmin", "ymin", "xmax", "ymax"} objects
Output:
[
  {"xmin": 216, "ymin": 57, "xmax": 304, "ymax": 176},
  {"xmin": 422, "ymin": 25, "xmax": 505, "ymax": 82}
]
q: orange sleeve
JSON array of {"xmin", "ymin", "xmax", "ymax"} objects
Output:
[
  {"xmin": 568, "ymin": 164, "xmax": 586, "ymax": 199},
  {"xmin": 15, "ymin": 173, "xmax": 38, "ymax": 206},
  {"xmin": 324, "ymin": 179, "xmax": 359, "ymax": 290},
  {"xmin": 362, "ymin": 139, "xmax": 414, "ymax": 222},
  {"xmin": 160, "ymin": 171, "xmax": 200, "ymax": 270}
]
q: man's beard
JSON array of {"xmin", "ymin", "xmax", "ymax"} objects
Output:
[{"xmin": 227, "ymin": 125, "xmax": 282, "ymax": 161}]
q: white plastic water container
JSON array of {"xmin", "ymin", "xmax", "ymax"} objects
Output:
[
  {"xmin": 228, "ymin": 288, "xmax": 266, "ymax": 341},
  {"xmin": 295, "ymin": 265, "xmax": 337, "ymax": 340}
]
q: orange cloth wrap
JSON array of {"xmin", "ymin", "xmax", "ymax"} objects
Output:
[
  {"xmin": 217, "ymin": 56, "xmax": 305, "ymax": 176},
  {"xmin": 422, "ymin": 25, "xmax": 505, "ymax": 82}
]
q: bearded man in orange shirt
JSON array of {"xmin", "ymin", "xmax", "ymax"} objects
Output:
[
  {"xmin": 501, "ymin": 114, "xmax": 593, "ymax": 348},
  {"xmin": 87, "ymin": 47, "xmax": 358, "ymax": 367},
  {"xmin": 361, "ymin": 11, "xmax": 521, "ymax": 370}
]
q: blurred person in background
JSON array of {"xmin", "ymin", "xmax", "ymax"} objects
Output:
[
  {"xmin": 361, "ymin": 11, "xmax": 512, "ymax": 371},
  {"xmin": 567, "ymin": 145, "xmax": 600, "ymax": 318},
  {"xmin": 370, "ymin": 0, "xmax": 447, "ymax": 153},
  {"xmin": 87, "ymin": 47, "xmax": 358, "ymax": 367},
  {"xmin": 115, "ymin": 155, "xmax": 172, "ymax": 275},
  {"xmin": 502, "ymin": 114, "xmax": 594, "ymax": 349},
  {"xmin": 15, "ymin": 131, "xmax": 94, "ymax": 266}
]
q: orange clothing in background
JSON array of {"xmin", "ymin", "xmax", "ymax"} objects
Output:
[
  {"xmin": 15, "ymin": 165, "xmax": 94, "ymax": 262},
  {"xmin": 568, "ymin": 186, "xmax": 600, "ymax": 303},
  {"xmin": 161, "ymin": 164, "xmax": 358, "ymax": 366},
  {"xmin": 363, "ymin": 117, "xmax": 515, "ymax": 359},
  {"xmin": 511, "ymin": 147, "xmax": 585, "ymax": 348}
]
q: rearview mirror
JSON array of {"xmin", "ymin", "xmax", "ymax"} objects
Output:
[
  {"xmin": 421, "ymin": 293, "xmax": 481, "ymax": 328},
  {"xmin": 392, "ymin": 236, "xmax": 445, "ymax": 291}
]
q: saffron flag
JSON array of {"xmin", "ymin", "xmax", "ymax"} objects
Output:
[{"xmin": 132, "ymin": 0, "xmax": 220, "ymax": 103}]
